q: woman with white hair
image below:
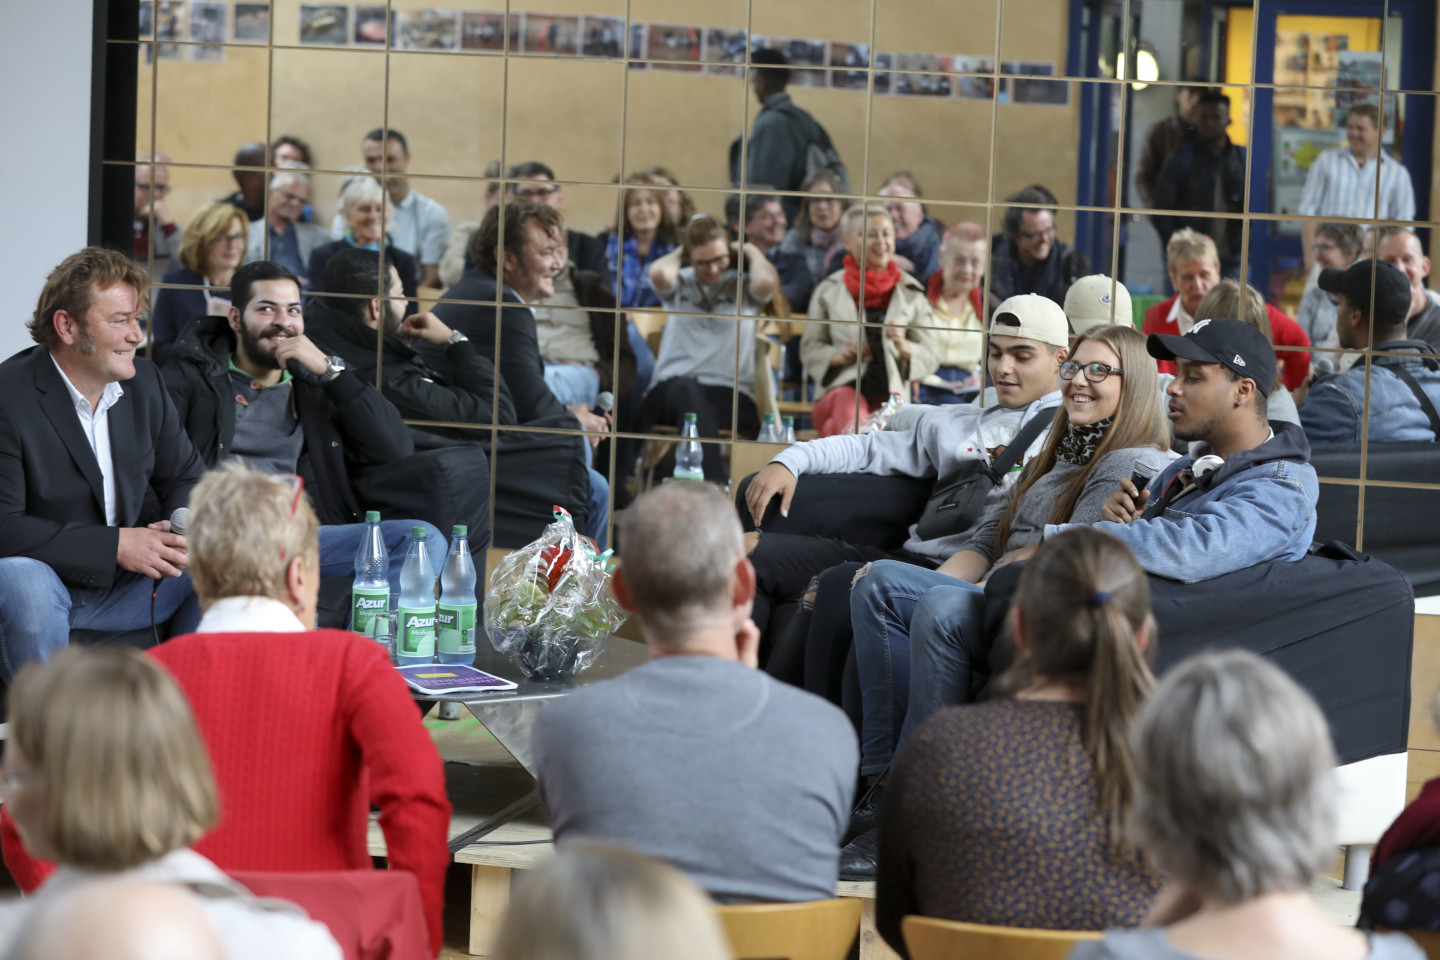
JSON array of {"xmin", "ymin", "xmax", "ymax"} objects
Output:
[
  {"xmin": 1069, "ymin": 650, "xmax": 1423, "ymax": 960},
  {"xmin": 305, "ymin": 174, "xmax": 419, "ymax": 313}
]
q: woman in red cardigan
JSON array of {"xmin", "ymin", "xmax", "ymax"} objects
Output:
[
  {"xmin": 1143, "ymin": 228, "xmax": 1311, "ymax": 391},
  {"xmin": 1, "ymin": 464, "xmax": 452, "ymax": 954}
]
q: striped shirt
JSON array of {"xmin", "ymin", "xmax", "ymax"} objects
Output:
[{"xmin": 1297, "ymin": 147, "xmax": 1415, "ymax": 223}]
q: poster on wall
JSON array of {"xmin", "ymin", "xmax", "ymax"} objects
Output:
[
  {"xmin": 1272, "ymin": 126, "xmax": 1342, "ymax": 231},
  {"xmin": 522, "ymin": 14, "xmax": 580, "ymax": 56},
  {"xmin": 1003, "ymin": 61, "xmax": 1068, "ymax": 106},
  {"xmin": 888, "ymin": 53, "xmax": 952, "ymax": 97},
  {"xmin": 627, "ymin": 23, "xmax": 647, "ymax": 69},
  {"xmin": 152, "ymin": 0, "xmax": 185, "ymax": 61},
  {"xmin": 751, "ymin": 37, "xmax": 825, "ymax": 87},
  {"xmin": 828, "ymin": 42, "xmax": 870, "ymax": 90},
  {"xmin": 393, "ymin": 10, "xmax": 460, "ymax": 52},
  {"xmin": 581, "ymin": 16, "xmax": 624, "ymax": 59},
  {"xmin": 298, "ymin": 4, "xmax": 348, "ymax": 45},
  {"xmin": 353, "ymin": 5, "xmax": 387, "ymax": 45},
  {"xmin": 189, "ymin": 1, "xmax": 227, "ymax": 61},
  {"xmin": 645, "ymin": 24, "xmax": 702, "ymax": 71},
  {"xmin": 460, "ymin": 12, "xmax": 518, "ymax": 53},
  {"xmin": 703, "ymin": 28, "xmax": 746, "ymax": 75},
  {"xmin": 954, "ymin": 55, "xmax": 995, "ymax": 100},
  {"xmin": 872, "ymin": 52, "xmax": 892, "ymax": 95},
  {"xmin": 233, "ymin": 2, "xmax": 270, "ymax": 42}
]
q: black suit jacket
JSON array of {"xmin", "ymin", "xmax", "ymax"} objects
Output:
[{"xmin": 0, "ymin": 347, "xmax": 205, "ymax": 590}]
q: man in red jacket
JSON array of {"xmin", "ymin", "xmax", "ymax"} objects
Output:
[{"xmin": 1143, "ymin": 228, "xmax": 1310, "ymax": 392}]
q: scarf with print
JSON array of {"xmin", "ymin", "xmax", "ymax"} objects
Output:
[{"xmin": 1056, "ymin": 416, "xmax": 1113, "ymax": 465}]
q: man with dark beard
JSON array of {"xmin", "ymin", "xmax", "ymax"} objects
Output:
[{"xmin": 162, "ymin": 260, "xmax": 442, "ymax": 595}]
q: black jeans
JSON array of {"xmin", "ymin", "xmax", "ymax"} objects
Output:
[{"xmin": 639, "ymin": 378, "xmax": 760, "ymax": 482}]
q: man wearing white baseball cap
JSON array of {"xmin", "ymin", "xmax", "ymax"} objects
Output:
[{"xmin": 1064, "ymin": 274, "xmax": 1134, "ymax": 336}]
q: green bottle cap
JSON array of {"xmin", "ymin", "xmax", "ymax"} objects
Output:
[
  {"xmin": 684, "ymin": 412, "xmax": 698, "ymax": 422},
  {"xmin": 452, "ymin": 525, "xmax": 467, "ymax": 537},
  {"xmin": 365, "ymin": 510, "xmax": 380, "ymax": 522},
  {"xmin": 762, "ymin": 413, "xmax": 775, "ymax": 421},
  {"xmin": 782, "ymin": 416, "xmax": 795, "ymax": 425},
  {"xmin": 411, "ymin": 526, "xmax": 427, "ymax": 538}
]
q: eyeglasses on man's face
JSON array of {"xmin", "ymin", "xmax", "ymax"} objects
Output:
[{"xmin": 1059, "ymin": 360, "xmax": 1124, "ymax": 383}]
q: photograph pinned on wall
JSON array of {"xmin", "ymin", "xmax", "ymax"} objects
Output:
[
  {"xmin": 703, "ymin": 28, "xmax": 747, "ymax": 75},
  {"xmin": 645, "ymin": 24, "xmax": 702, "ymax": 72},
  {"xmin": 581, "ymin": 15, "xmax": 624, "ymax": 59},
  {"xmin": 1003, "ymin": 61, "xmax": 1068, "ymax": 106},
  {"xmin": 889, "ymin": 53, "xmax": 954, "ymax": 97},
  {"xmin": 151, "ymin": 0, "xmax": 185, "ymax": 61},
  {"xmin": 627, "ymin": 23, "xmax": 647, "ymax": 69},
  {"xmin": 298, "ymin": 4, "xmax": 348, "ymax": 45},
  {"xmin": 828, "ymin": 43, "xmax": 870, "ymax": 90},
  {"xmin": 872, "ymin": 52, "xmax": 892, "ymax": 95},
  {"xmin": 188, "ymin": 1, "xmax": 226, "ymax": 61},
  {"xmin": 353, "ymin": 4, "xmax": 387, "ymax": 45},
  {"xmin": 521, "ymin": 14, "xmax": 580, "ymax": 56},
  {"xmin": 953, "ymin": 56, "xmax": 996, "ymax": 100},
  {"xmin": 233, "ymin": 2, "xmax": 270, "ymax": 42},
  {"xmin": 460, "ymin": 12, "xmax": 519, "ymax": 53},
  {"xmin": 393, "ymin": 9, "xmax": 460, "ymax": 52},
  {"xmin": 753, "ymin": 37, "xmax": 826, "ymax": 87}
]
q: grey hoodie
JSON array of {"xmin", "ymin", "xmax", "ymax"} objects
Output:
[{"xmin": 770, "ymin": 392, "xmax": 1062, "ymax": 560}]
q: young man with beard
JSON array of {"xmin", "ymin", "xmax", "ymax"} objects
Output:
[{"xmin": 162, "ymin": 260, "xmax": 443, "ymax": 594}]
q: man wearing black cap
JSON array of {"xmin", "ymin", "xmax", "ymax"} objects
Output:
[
  {"xmin": 1059, "ymin": 317, "xmax": 1319, "ymax": 582},
  {"xmin": 1300, "ymin": 259, "xmax": 1440, "ymax": 444}
]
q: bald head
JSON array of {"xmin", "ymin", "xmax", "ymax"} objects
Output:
[{"xmin": 17, "ymin": 880, "xmax": 225, "ymax": 960}]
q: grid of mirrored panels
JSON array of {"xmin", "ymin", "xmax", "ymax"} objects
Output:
[{"xmin": 112, "ymin": 0, "xmax": 1440, "ymax": 552}]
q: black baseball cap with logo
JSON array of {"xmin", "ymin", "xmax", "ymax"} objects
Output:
[
  {"xmin": 1317, "ymin": 259, "xmax": 1412, "ymax": 328},
  {"xmin": 1147, "ymin": 317, "xmax": 1277, "ymax": 396}
]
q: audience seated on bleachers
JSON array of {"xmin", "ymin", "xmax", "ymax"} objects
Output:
[
  {"xmin": 877, "ymin": 528, "xmax": 1162, "ymax": 952},
  {"xmin": 433, "ymin": 200, "xmax": 612, "ymax": 547},
  {"xmin": 308, "ymin": 175, "xmax": 419, "ymax": 314},
  {"xmin": 0, "ymin": 646, "xmax": 342, "ymax": 960},
  {"xmin": 842, "ymin": 323, "xmax": 1171, "ymax": 876},
  {"xmin": 1070, "ymin": 650, "xmax": 1424, "ymax": 960},
  {"xmin": 1377, "ymin": 227, "xmax": 1440, "ymax": 353},
  {"xmin": 491, "ymin": 844, "xmax": 732, "ymax": 960},
  {"xmin": 1301, "ymin": 259, "xmax": 1440, "ymax": 444},
  {"xmin": 732, "ymin": 191, "xmax": 813, "ymax": 312},
  {"xmin": 326, "ymin": 128, "xmax": 451, "ymax": 288},
  {"xmin": 989, "ymin": 186, "xmax": 1091, "ymax": 305},
  {"xmin": 918, "ymin": 222, "xmax": 995, "ymax": 404},
  {"xmin": 1143, "ymin": 229, "xmax": 1311, "ymax": 392},
  {"xmin": 778, "ymin": 168, "xmax": 851, "ymax": 288},
  {"xmin": 803, "ymin": 205, "xmax": 939, "ymax": 437},
  {"xmin": 149, "ymin": 201, "xmax": 249, "ymax": 366},
  {"xmin": 134, "ymin": 151, "xmax": 182, "ymax": 263},
  {"xmin": 216, "ymin": 141, "xmax": 267, "ymax": 222},
  {"xmin": 0, "ymin": 248, "xmax": 203, "ymax": 680},
  {"xmin": 161, "ymin": 259, "xmax": 443, "ymax": 592},
  {"xmin": 244, "ymin": 168, "xmax": 329, "ymax": 285},
  {"xmin": 879, "ymin": 172, "xmax": 943, "ymax": 282},
  {"xmin": 744, "ymin": 294, "xmax": 1069, "ymax": 678},
  {"xmin": 1362, "ymin": 688, "xmax": 1440, "ymax": 932},
  {"xmin": 1151, "ymin": 89, "xmax": 1245, "ymax": 277},
  {"xmin": 11, "ymin": 879, "xmax": 226, "ymax": 960},
  {"xmin": 533, "ymin": 482, "xmax": 858, "ymax": 904},
  {"xmin": 1191, "ymin": 280, "xmax": 1301, "ymax": 426},
  {"xmin": 638, "ymin": 214, "xmax": 778, "ymax": 482},
  {"xmin": 1065, "ymin": 274, "xmax": 1135, "ymax": 336},
  {"xmin": 1296, "ymin": 223, "xmax": 1363, "ymax": 348}
]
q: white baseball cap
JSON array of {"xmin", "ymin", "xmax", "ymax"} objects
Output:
[
  {"xmin": 1064, "ymin": 275, "xmax": 1134, "ymax": 335},
  {"xmin": 989, "ymin": 294, "xmax": 1070, "ymax": 348}
]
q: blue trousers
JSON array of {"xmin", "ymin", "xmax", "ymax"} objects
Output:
[
  {"xmin": 543, "ymin": 363, "xmax": 601, "ymax": 409},
  {"xmin": 849, "ymin": 560, "xmax": 987, "ymax": 774}
]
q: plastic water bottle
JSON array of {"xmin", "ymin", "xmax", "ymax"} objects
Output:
[
  {"xmin": 757, "ymin": 413, "xmax": 779, "ymax": 443},
  {"xmin": 437, "ymin": 525, "xmax": 478, "ymax": 665},
  {"xmin": 396, "ymin": 526, "xmax": 437, "ymax": 666},
  {"xmin": 673, "ymin": 412, "xmax": 705, "ymax": 481},
  {"xmin": 351, "ymin": 510, "xmax": 389, "ymax": 638},
  {"xmin": 781, "ymin": 415, "xmax": 798, "ymax": 444}
]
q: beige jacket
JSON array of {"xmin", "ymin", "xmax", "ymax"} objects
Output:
[{"xmin": 801, "ymin": 269, "xmax": 939, "ymax": 397}]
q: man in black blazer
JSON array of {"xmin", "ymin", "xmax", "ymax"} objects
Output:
[{"xmin": 0, "ymin": 247, "xmax": 206, "ymax": 680}]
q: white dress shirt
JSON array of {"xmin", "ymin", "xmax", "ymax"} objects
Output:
[
  {"xmin": 1166, "ymin": 295, "xmax": 1198, "ymax": 335},
  {"xmin": 196, "ymin": 595, "xmax": 308, "ymax": 633},
  {"xmin": 1297, "ymin": 146, "xmax": 1416, "ymax": 223},
  {"xmin": 50, "ymin": 353, "xmax": 123, "ymax": 526}
]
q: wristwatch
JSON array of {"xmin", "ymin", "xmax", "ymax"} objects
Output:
[
  {"xmin": 446, "ymin": 329, "xmax": 469, "ymax": 346},
  {"xmin": 322, "ymin": 355, "xmax": 346, "ymax": 382}
]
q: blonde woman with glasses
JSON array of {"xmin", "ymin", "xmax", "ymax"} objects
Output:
[
  {"xmin": 149, "ymin": 201, "xmax": 249, "ymax": 365},
  {"xmin": 0, "ymin": 646, "xmax": 341, "ymax": 960},
  {"xmin": 0, "ymin": 463, "xmax": 453, "ymax": 955}
]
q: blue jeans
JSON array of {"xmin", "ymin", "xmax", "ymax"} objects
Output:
[
  {"xmin": 317, "ymin": 520, "xmax": 447, "ymax": 601},
  {"xmin": 0, "ymin": 558, "xmax": 202, "ymax": 682},
  {"xmin": 849, "ymin": 560, "xmax": 985, "ymax": 774},
  {"xmin": 544, "ymin": 363, "xmax": 601, "ymax": 409},
  {"xmin": 627, "ymin": 321, "xmax": 655, "ymax": 392},
  {"xmin": 916, "ymin": 366, "xmax": 979, "ymax": 406}
]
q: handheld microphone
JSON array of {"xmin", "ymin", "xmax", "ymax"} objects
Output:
[
  {"xmin": 1312, "ymin": 357, "xmax": 1335, "ymax": 378},
  {"xmin": 592, "ymin": 391, "xmax": 614, "ymax": 418},
  {"xmin": 151, "ymin": 507, "xmax": 190, "ymax": 646},
  {"xmin": 168, "ymin": 507, "xmax": 188, "ymax": 536}
]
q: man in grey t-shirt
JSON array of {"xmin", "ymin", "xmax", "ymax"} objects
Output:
[{"xmin": 532, "ymin": 482, "xmax": 858, "ymax": 903}]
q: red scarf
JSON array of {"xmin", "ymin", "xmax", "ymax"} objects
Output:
[
  {"xmin": 926, "ymin": 272, "xmax": 986, "ymax": 317},
  {"xmin": 843, "ymin": 254, "xmax": 902, "ymax": 310}
]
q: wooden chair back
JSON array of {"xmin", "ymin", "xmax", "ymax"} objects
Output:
[
  {"xmin": 714, "ymin": 898, "xmax": 863, "ymax": 960},
  {"xmin": 902, "ymin": 915, "xmax": 1101, "ymax": 960}
]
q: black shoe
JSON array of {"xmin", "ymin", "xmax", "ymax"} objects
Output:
[
  {"xmin": 838, "ymin": 827, "xmax": 878, "ymax": 881},
  {"xmin": 842, "ymin": 781, "xmax": 886, "ymax": 846}
]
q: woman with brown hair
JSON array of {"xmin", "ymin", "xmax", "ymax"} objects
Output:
[
  {"xmin": 148, "ymin": 201, "xmax": 249, "ymax": 365},
  {"xmin": 0, "ymin": 646, "xmax": 340, "ymax": 959},
  {"xmin": 875, "ymin": 528, "xmax": 1162, "ymax": 952},
  {"xmin": 779, "ymin": 168, "xmax": 851, "ymax": 286}
]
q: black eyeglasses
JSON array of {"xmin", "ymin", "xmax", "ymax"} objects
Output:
[{"xmin": 1059, "ymin": 360, "xmax": 1124, "ymax": 383}]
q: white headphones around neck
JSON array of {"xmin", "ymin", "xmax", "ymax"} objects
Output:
[{"xmin": 1193, "ymin": 454, "xmax": 1225, "ymax": 479}]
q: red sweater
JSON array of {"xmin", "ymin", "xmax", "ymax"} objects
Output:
[
  {"xmin": 1, "ymin": 630, "xmax": 452, "ymax": 954},
  {"xmin": 1142, "ymin": 295, "xmax": 1312, "ymax": 392}
]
